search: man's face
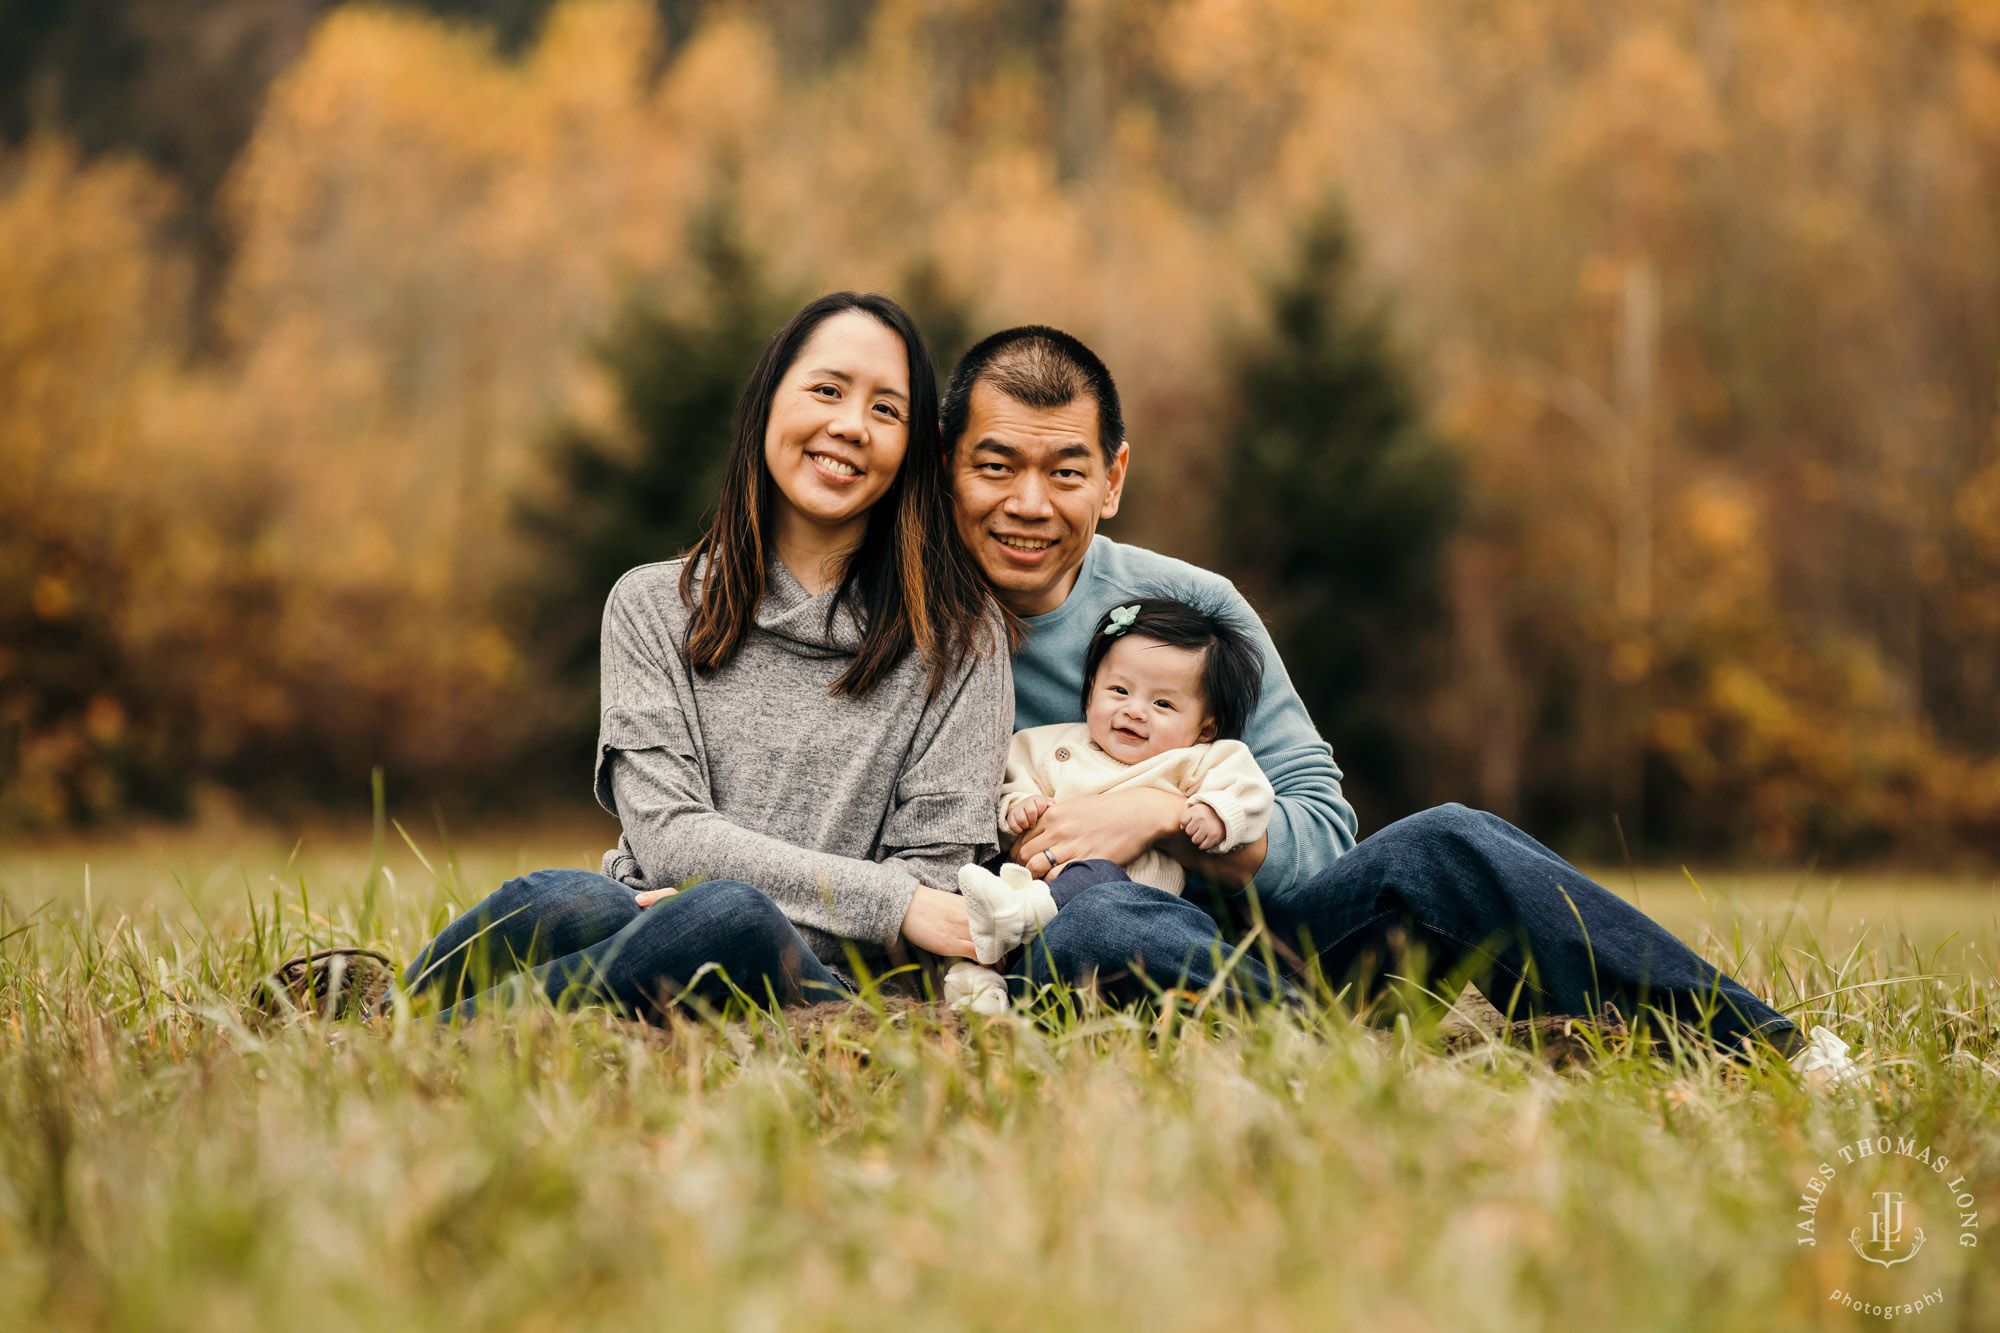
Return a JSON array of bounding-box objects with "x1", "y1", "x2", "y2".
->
[{"x1": 950, "y1": 381, "x2": 1129, "y2": 616}]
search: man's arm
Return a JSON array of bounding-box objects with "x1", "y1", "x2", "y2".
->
[
  {"x1": 1007, "y1": 791, "x2": 1269, "y2": 887},
  {"x1": 1008, "y1": 787, "x2": 1184, "y2": 876},
  {"x1": 1138, "y1": 737, "x2": 1278, "y2": 887},
  {"x1": 1161, "y1": 829, "x2": 1267, "y2": 889},
  {"x1": 1201, "y1": 577, "x2": 1357, "y2": 888},
  {"x1": 1009, "y1": 574, "x2": 1357, "y2": 891}
]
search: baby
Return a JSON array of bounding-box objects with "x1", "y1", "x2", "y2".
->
[{"x1": 944, "y1": 597, "x2": 1276, "y2": 1013}]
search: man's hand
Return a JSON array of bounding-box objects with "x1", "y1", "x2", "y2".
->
[
  {"x1": 1158, "y1": 831, "x2": 1269, "y2": 891},
  {"x1": 1003, "y1": 795, "x2": 1052, "y2": 836},
  {"x1": 1010, "y1": 789, "x2": 1184, "y2": 875},
  {"x1": 899, "y1": 885, "x2": 977, "y2": 959},
  {"x1": 1180, "y1": 802, "x2": 1226, "y2": 851}
]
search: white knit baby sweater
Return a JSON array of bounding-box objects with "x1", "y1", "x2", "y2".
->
[{"x1": 997, "y1": 722, "x2": 1275, "y2": 896}]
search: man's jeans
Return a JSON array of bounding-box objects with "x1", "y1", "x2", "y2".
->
[
  {"x1": 401, "y1": 869, "x2": 847, "y2": 1022},
  {"x1": 1019, "y1": 803, "x2": 1797, "y2": 1051}
]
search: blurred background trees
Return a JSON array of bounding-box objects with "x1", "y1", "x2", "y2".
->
[
  {"x1": 4, "y1": 0, "x2": 1999, "y2": 861},
  {"x1": 515, "y1": 210, "x2": 789, "y2": 768},
  {"x1": 1218, "y1": 209, "x2": 1462, "y2": 825}
]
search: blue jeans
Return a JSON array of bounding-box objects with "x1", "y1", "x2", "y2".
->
[
  {"x1": 402, "y1": 868, "x2": 848, "y2": 1021},
  {"x1": 1019, "y1": 804, "x2": 1798, "y2": 1051}
]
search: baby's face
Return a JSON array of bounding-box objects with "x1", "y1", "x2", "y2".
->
[{"x1": 1084, "y1": 635, "x2": 1216, "y2": 763}]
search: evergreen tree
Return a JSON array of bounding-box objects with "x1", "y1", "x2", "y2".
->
[
  {"x1": 1217, "y1": 208, "x2": 1462, "y2": 825},
  {"x1": 516, "y1": 214, "x2": 790, "y2": 722}
]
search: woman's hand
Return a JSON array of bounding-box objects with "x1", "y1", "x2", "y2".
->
[
  {"x1": 1010, "y1": 789, "x2": 1184, "y2": 874},
  {"x1": 900, "y1": 885, "x2": 977, "y2": 959},
  {"x1": 634, "y1": 886, "x2": 678, "y2": 908}
]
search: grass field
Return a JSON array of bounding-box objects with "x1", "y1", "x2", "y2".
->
[{"x1": 2, "y1": 822, "x2": 1997, "y2": 1332}]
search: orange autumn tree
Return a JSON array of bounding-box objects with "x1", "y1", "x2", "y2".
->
[
  {"x1": 5, "y1": 0, "x2": 1999, "y2": 858},
  {"x1": 0, "y1": 143, "x2": 189, "y2": 825}
]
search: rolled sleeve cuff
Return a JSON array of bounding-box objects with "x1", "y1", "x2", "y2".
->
[
  {"x1": 863, "y1": 866, "x2": 922, "y2": 951},
  {"x1": 1191, "y1": 793, "x2": 1253, "y2": 852},
  {"x1": 885, "y1": 792, "x2": 1002, "y2": 857}
]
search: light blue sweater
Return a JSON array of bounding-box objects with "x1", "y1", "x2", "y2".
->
[{"x1": 1010, "y1": 535, "x2": 1359, "y2": 891}]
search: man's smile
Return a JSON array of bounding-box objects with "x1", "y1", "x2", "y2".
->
[{"x1": 993, "y1": 533, "x2": 1055, "y2": 552}]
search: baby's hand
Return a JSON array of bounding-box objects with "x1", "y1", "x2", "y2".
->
[
  {"x1": 1180, "y1": 802, "x2": 1226, "y2": 851},
  {"x1": 1005, "y1": 795, "x2": 1053, "y2": 836}
]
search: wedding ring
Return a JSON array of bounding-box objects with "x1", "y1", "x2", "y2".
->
[{"x1": 1041, "y1": 848, "x2": 1058, "y2": 873}]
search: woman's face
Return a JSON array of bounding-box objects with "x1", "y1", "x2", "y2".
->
[{"x1": 764, "y1": 310, "x2": 912, "y2": 541}]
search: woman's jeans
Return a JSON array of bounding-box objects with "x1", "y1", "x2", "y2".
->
[
  {"x1": 401, "y1": 869, "x2": 847, "y2": 1022},
  {"x1": 1021, "y1": 803, "x2": 1798, "y2": 1052}
]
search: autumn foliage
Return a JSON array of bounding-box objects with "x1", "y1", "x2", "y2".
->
[{"x1": 5, "y1": 0, "x2": 2000, "y2": 860}]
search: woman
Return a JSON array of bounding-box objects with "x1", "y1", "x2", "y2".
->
[{"x1": 403, "y1": 292, "x2": 1009, "y2": 1020}]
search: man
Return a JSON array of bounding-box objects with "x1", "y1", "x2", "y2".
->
[{"x1": 944, "y1": 325, "x2": 1803, "y2": 1054}]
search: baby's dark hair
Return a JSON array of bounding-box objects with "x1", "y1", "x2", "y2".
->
[{"x1": 1081, "y1": 597, "x2": 1265, "y2": 741}]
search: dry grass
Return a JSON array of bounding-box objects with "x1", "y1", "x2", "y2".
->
[{"x1": 2, "y1": 826, "x2": 1997, "y2": 1332}]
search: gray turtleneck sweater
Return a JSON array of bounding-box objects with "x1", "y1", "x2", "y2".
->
[{"x1": 594, "y1": 557, "x2": 1012, "y2": 966}]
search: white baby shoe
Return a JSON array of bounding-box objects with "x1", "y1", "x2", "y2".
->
[
  {"x1": 958, "y1": 862, "x2": 1060, "y2": 965},
  {"x1": 943, "y1": 960, "x2": 1010, "y2": 1015},
  {"x1": 1790, "y1": 1025, "x2": 1866, "y2": 1088}
]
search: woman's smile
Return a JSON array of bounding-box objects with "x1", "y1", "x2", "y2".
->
[{"x1": 806, "y1": 449, "x2": 865, "y2": 482}]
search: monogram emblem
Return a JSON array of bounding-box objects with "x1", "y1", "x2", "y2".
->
[{"x1": 1851, "y1": 1192, "x2": 1926, "y2": 1267}]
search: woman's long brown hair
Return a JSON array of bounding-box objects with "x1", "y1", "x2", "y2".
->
[{"x1": 678, "y1": 292, "x2": 994, "y2": 695}]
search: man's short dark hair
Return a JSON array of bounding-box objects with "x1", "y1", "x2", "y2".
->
[
  {"x1": 941, "y1": 325, "x2": 1125, "y2": 466},
  {"x1": 1081, "y1": 596, "x2": 1265, "y2": 741}
]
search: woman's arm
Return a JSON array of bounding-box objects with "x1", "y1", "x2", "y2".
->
[
  {"x1": 596, "y1": 568, "x2": 934, "y2": 952},
  {"x1": 609, "y1": 749, "x2": 924, "y2": 949},
  {"x1": 875, "y1": 619, "x2": 1015, "y2": 887}
]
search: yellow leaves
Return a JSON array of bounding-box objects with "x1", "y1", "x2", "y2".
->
[
  {"x1": 1, "y1": 0, "x2": 1996, "y2": 846},
  {"x1": 1954, "y1": 36, "x2": 2000, "y2": 142},
  {"x1": 1957, "y1": 438, "x2": 2000, "y2": 564},
  {"x1": 469, "y1": 626, "x2": 524, "y2": 688},
  {"x1": 82, "y1": 696, "x2": 127, "y2": 747},
  {"x1": 1554, "y1": 24, "x2": 1726, "y2": 177},
  {"x1": 0, "y1": 140, "x2": 186, "y2": 513},
  {"x1": 1644, "y1": 595, "x2": 2000, "y2": 857},
  {"x1": 659, "y1": 16, "x2": 779, "y2": 160},
  {"x1": 935, "y1": 148, "x2": 1091, "y2": 320},
  {"x1": 1678, "y1": 479, "x2": 1758, "y2": 559},
  {"x1": 1607, "y1": 638, "x2": 1650, "y2": 685},
  {"x1": 1707, "y1": 661, "x2": 1797, "y2": 766},
  {"x1": 227, "y1": 9, "x2": 512, "y2": 320},
  {"x1": 1156, "y1": 0, "x2": 1294, "y2": 93},
  {"x1": 530, "y1": 0, "x2": 666, "y2": 118},
  {"x1": 30, "y1": 574, "x2": 74, "y2": 622}
]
